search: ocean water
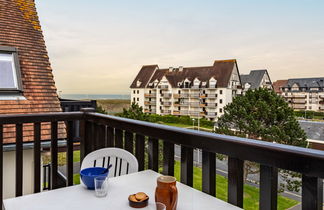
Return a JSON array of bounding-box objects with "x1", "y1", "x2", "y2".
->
[{"x1": 61, "y1": 94, "x2": 130, "y2": 100}]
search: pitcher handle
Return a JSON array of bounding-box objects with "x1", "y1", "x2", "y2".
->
[{"x1": 170, "y1": 185, "x2": 177, "y2": 210}]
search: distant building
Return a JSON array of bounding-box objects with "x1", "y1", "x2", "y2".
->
[
  {"x1": 275, "y1": 78, "x2": 324, "y2": 112},
  {"x1": 299, "y1": 120, "x2": 324, "y2": 151},
  {"x1": 272, "y1": 80, "x2": 288, "y2": 94},
  {"x1": 240, "y1": 70, "x2": 273, "y2": 93},
  {"x1": 130, "y1": 60, "x2": 242, "y2": 120}
]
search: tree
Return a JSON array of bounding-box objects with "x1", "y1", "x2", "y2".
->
[
  {"x1": 116, "y1": 102, "x2": 149, "y2": 121},
  {"x1": 216, "y1": 88, "x2": 307, "y2": 192}
]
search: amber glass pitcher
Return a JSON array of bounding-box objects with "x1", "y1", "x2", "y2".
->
[{"x1": 155, "y1": 176, "x2": 178, "y2": 210}]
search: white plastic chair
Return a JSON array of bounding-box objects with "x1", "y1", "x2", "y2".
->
[{"x1": 80, "y1": 148, "x2": 139, "y2": 185}]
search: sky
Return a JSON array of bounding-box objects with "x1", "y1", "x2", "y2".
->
[{"x1": 36, "y1": 0, "x2": 324, "y2": 94}]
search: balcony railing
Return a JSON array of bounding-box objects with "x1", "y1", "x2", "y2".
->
[
  {"x1": 144, "y1": 93, "x2": 156, "y2": 98},
  {"x1": 190, "y1": 94, "x2": 200, "y2": 98},
  {"x1": 0, "y1": 110, "x2": 323, "y2": 209},
  {"x1": 179, "y1": 102, "x2": 189, "y2": 107},
  {"x1": 144, "y1": 101, "x2": 156, "y2": 105},
  {"x1": 161, "y1": 93, "x2": 172, "y2": 98},
  {"x1": 207, "y1": 94, "x2": 217, "y2": 98},
  {"x1": 173, "y1": 94, "x2": 180, "y2": 99},
  {"x1": 180, "y1": 94, "x2": 189, "y2": 98},
  {"x1": 190, "y1": 102, "x2": 200, "y2": 107},
  {"x1": 292, "y1": 99, "x2": 306, "y2": 104},
  {"x1": 206, "y1": 112, "x2": 217, "y2": 117},
  {"x1": 161, "y1": 110, "x2": 171, "y2": 114},
  {"x1": 161, "y1": 102, "x2": 172, "y2": 106},
  {"x1": 206, "y1": 103, "x2": 217, "y2": 107}
]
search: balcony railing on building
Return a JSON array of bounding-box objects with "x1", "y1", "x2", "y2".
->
[
  {"x1": 173, "y1": 94, "x2": 180, "y2": 99},
  {"x1": 0, "y1": 109, "x2": 323, "y2": 210},
  {"x1": 144, "y1": 101, "x2": 156, "y2": 105},
  {"x1": 144, "y1": 109, "x2": 156, "y2": 113},
  {"x1": 206, "y1": 112, "x2": 217, "y2": 117},
  {"x1": 161, "y1": 102, "x2": 172, "y2": 106},
  {"x1": 190, "y1": 102, "x2": 200, "y2": 107},
  {"x1": 161, "y1": 93, "x2": 172, "y2": 98},
  {"x1": 292, "y1": 99, "x2": 306, "y2": 104},
  {"x1": 179, "y1": 102, "x2": 189, "y2": 107},
  {"x1": 144, "y1": 93, "x2": 156, "y2": 98},
  {"x1": 161, "y1": 110, "x2": 171, "y2": 114},
  {"x1": 206, "y1": 103, "x2": 217, "y2": 108},
  {"x1": 190, "y1": 94, "x2": 200, "y2": 98},
  {"x1": 207, "y1": 94, "x2": 217, "y2": 98},
  {"x1": 180, "y1": 93, "x2": 189, "y2": 98}
]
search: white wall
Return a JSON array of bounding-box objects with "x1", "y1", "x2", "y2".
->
[
  {"x1": 131, "y1": 88, "x2": 145, "y2": 108},
  {"x1": 3, "y1": 149, "x2": 38, "y2": 199}
]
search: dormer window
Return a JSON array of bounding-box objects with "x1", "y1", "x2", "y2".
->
[
  {"x1": 209, "y1": 77, "x2": 217, "y2": 88},
  {"x1": 0, "y1": 46, "x2": 23, "y2": 94},
  {"x1": 136, "y1": 80, "x2": 142, "y2": 87}
]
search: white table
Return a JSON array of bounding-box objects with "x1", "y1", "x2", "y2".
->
[{"x1": 4, "y1": 170, "x2": 240, "y2": 210}]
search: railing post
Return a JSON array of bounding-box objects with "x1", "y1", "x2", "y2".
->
[
  {"x1": 180, "y1": 145, "x2": 193, "y2": 186},
  {"x1": 260, "y1": 165, "x2": 278, "y2": 210},
  {"x1": 148, "y1": 138, "x2": 158, "y2": 172},
  {"x1": 163, "y1": 141, "x2": 174, "y2": 176},
  {"x1": 302, "y1": 175, "x2": 323, "y2": 210},
  {"x1": 228, "y1": 157, "x2": 244, "y2": 208},
  {"x1": 16, "y1": 123, "x2": 23, "y2": 196},
  {"x1": 80, "y1": 108, "x2": 95, "y2": 162},
  {"x1": 202, "y1": 151, "x2": 216, "y2": 196},
  {"x1": 33, "y1": 122, "x2": 41, "y2": 193}
]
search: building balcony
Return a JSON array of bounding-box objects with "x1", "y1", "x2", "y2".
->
[
  {"x1": 189, "y1": 111, "x2": 201, "y2": 115},
  {"x1": 161, "y1": 93, "x2": 172, "y2": 98},
  {"x1": 180, "y1": 94, "x2": 189, "y2": 98},
  {"x1": 0, "y1": 110, "x2": 323, "y2": 210},
  {"x1": 291, "y1": 100, "x2": 306, "y2": 104},
  {"x1": 206, "y1": 112, "x2": 217, "y2": 117},
  {"x1": 200, "y1": 94, "x2": 207, "y2": 98},
  {"x1": 144, "y1": 93, "x2": 156, "y2": 98},
  {"x1": 173, "y1": 111, "x2": 180, "y2": 115},
  {"x1": 292, "y1": 95, "x2": 307, "y2": 98},
  {"x1": 161, "y1": 110, "x2": 171, "y2": 114},
  {"x1": 206, "y1": 103, "x2": 217, "y2": 107},
  {"x1": 190, "y1": 102, "x2": 200, "y2": 107},
  {"x1": 199, "y1": 103, "x2": 206, "y2": 107},
  {"x1": 161, "y1": 102, "x2": 172, "y2": 106},
  {"x1": 144, "y1": 101, "x2": 156, "y2": 105},
  {"x1": 173, "y1": 94, "x2": 180, "y2": 99},
  {"x1": 190, "y1": 94, "x2": 200, "y2": 98},
  {"x1": 158, "y1": 85, "x2": 169, "y2": 90},
  {"x1": 292, "y1": 104, "x2": 306, "y2": 109},
  {"x1": 191, "y1": 85, "x2": 200, "y2": 89},
  {"x1": 179, "y1": 102, "x2": 189, "y2": 107},
  {"x1": 144, "y1": 109, "x2": 156, "y2": 113},
  {"x1": 207, "y1": 94, "x2": 217, "y2": 98}
]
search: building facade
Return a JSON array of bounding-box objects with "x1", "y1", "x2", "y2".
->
[
  {"x1": 274, "y1": 78, "x2": 324, "y2": 112},
  {"x1": 240, "y1": 70, "x2": 273, "y2": 93},
  {"x1": 130, "y1": 60, "x2": 242, "y2": 121}
]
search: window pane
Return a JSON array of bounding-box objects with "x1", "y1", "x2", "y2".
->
[{"x1": 0, "y1": 53, "x2": 17, "y2": 89}]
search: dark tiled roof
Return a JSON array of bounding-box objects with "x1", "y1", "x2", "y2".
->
[
  {"x1": 131, "y1": 59, "x2": 238, "y2": 88},
  {"x1": 130, "y1": 65, "x2": 157, "y2": 88},
  {"x1": 285, "y1": 78, "x2": 324, "y2": 89},
  {"x1": 240, "y1": 70, "x2": 270, "y2": 89},
  {"x1": 0, "y1": 0, "x2": 64, "y2": 143},
  {"x1": 299, "y1": 120, "x2": 324, "y2": 141},
  {"x1": 273, "y1": 80, "x2": 288, "y2": 93}
]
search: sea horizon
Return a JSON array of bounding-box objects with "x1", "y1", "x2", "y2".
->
[{"x1": 60, "y1": 94, "x2": 130, "y2": 100}]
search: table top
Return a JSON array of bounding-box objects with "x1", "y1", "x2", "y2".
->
[{"x1": 4, "y1": 170, "x2": 240, "y2": 210}]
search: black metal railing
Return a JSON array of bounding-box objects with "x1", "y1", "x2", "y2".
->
[{"x1": 0, "y1": 109, "x2": 323, "y2": 209}]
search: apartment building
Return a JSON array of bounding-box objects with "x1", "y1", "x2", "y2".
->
[
  {"x1": 130, "y1": 59, "x2": 242, "y2": 121},
  {"x1": 273, "y1": 78, "x2": 324, "y2": 112},
  {"x1": 240, "y1": 70, "x2": 273, "y2": 93}
]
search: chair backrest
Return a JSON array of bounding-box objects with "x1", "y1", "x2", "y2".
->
[{"x1": 80, "y1": 148, "x2": 138, "y2": 179}]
